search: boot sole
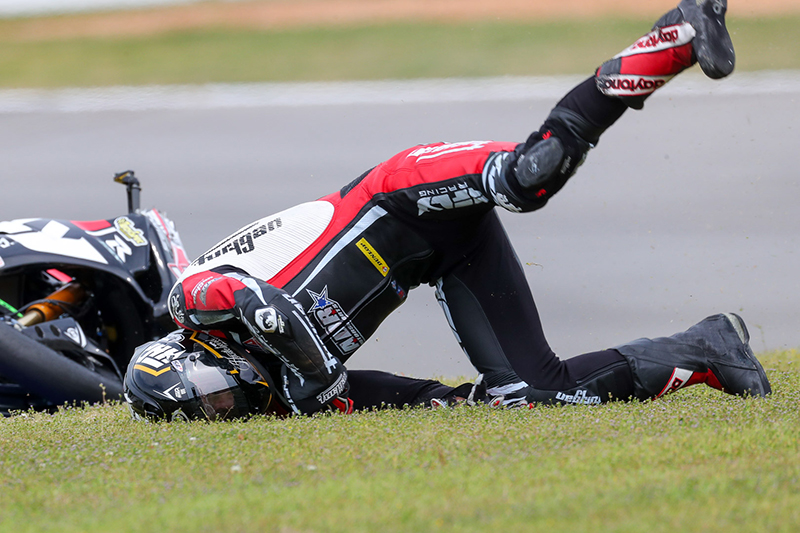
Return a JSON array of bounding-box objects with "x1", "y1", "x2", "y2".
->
[{"x1": 679, "y1": 0, "x2": 735, "y2": 79}]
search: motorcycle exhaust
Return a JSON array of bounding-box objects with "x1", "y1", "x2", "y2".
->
[{"x1": 17, "y1": 282, "x2": 87, "y2": 327}]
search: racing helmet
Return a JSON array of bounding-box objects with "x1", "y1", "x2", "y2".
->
[{"x1": 124, "y1": 330, "x2": 287, "y2": 421}]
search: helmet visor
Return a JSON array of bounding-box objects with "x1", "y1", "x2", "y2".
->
[{"x1": 184, "y1": 357, "x2": 249, "y2": 421}]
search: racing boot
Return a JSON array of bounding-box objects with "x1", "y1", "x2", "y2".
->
[
  {"x1": 596, "y1": 0, "x2": 735, "y2": 109},
  {"x1": 672, "y1": 0, "x2": 735, "y2": 79},
  {"x1": 615, "y1": 313, "x2": 771, "y2": 400}
]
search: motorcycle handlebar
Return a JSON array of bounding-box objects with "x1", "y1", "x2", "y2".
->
[{"x1": 113, "y1": 170, "x2": 141, "y2": 213}]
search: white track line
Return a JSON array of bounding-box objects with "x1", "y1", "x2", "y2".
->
[{"x1": 0, "y1": 70, "x2": 798, "y2": 113}]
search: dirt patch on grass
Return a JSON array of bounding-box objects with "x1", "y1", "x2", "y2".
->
[{"x1": 5, "y1": 0, "x2": 798, "y2": 41}]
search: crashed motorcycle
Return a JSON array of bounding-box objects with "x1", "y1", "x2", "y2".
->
[{"x1": 0, "y1": 172, "x2": 189, "y2": 415}]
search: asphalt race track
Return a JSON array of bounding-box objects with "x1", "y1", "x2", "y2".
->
[{"x1": 1, "y1": 72, "x2": 798, "y2": 378}]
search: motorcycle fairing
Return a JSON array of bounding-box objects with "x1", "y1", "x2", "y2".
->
[
  {"x1": 0, "y1": 216, "x2": 151, "y2": 273},
  {"x1": 19, "y1": 316, "x2": 123, "y2": 379},
  {"x1": 144, "y1": 209, "x2": 190, "y2": 280}
]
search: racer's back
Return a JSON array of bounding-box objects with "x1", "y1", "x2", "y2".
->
[{"x1": 178, "y1": 140, "x2": 519, "y2": 360}]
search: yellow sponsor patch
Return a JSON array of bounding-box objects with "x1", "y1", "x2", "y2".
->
[
  {"x1": 356, "y1": 238, "x2": 389, "y2": 277},
  {"x1": 114, "y1": 216, "x2": 147, "y2": 247}
]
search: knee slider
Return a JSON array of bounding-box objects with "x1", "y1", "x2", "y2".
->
[
  {"x1": 514, "y1": 115, "x2": 592, "y2": 203},
  {"x1": 516, "y1": 136, "x2": 566, "y2": 191}
]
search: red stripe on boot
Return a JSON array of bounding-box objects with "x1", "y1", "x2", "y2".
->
[{"x1": 620, "y1": 43, "x2": 694, "y2": 77}]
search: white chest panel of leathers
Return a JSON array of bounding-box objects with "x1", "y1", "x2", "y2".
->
[{"x1": 179, "y1": 201, "x2": 335, "y2": 283}]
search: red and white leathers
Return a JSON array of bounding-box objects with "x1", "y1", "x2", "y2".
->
[
  {"x1": 168, "y1": 138, "x2": 636, "y2": 411},
  {"x1": 166, "y1": 7, "x2": 721, "y2": 411},
  {"x1": 166, "y1": 0, "x2": 765, "y2": 412}
]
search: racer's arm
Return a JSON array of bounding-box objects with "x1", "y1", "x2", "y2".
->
[{"x1": 169, "y1": 267, "x2": 352, "y2": 415}]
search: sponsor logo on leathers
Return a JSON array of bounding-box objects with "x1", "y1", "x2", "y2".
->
[
  {"x1": 417, "y1": 184, "x2": 489, "y2": 216},
  {"x1": 315, "y1": 370, "x2": 348, "y2": 404},
  {"x1": 482, "y1": 152, "x2": 523, "y2": 213},
  {"x1": 356, "y1": 238, "x2": 389, "y2": 276},
  {"x1": 190, "y1": 276, "x2": 217, "y2": 306},
  {"x1": 555, "y1": 389, "x2": 601, "y2": 405},
  {"x1": 657, "y1": 367, "x2": 695, "y2": 397},
  {"x1": 597, "y1": 75, "x2": 671, "y2": 96},
  {"x1": 195, "y1": 217, "x2": 282, "y2": 266},
  {"x1": 306, "y1": 285, "x2": 365, "y2": 355},
  {"x1": 615, "y1": 22, "x2": 696, "y2": 59},
  {"x1": 408, "y1": 141, "x2": 489, "y2": 161},
  {"x1": 169, "y1": 290, "x2": 186, "y2": 324},
  {"x1": 255, "y1": 307, "x2": 287, "y2": 335}
]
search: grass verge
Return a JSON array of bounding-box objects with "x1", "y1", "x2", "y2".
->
[
  {"x1": 0, "y1": 17, "x2": 798, "y2": 88},
  {"x1": 1, "y1": 349, "x2": 799, "y2": 532}
]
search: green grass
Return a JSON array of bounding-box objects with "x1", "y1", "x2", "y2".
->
[
  {"x1": 2, "y1": 350, "x2": 799, "y2": 532},
  {"x1": 0, "y1": 16, "x2": 797, "y2": 88}
]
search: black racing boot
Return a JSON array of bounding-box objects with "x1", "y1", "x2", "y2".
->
[
  {"x1": 596, "y1": 0, "x2": 735, "y2": 109},
  {"x1": 667, "y1": 0, "x2": 735, "y2": 79},
  {"x1": 615, "y1": 313, "x2": 771, "y2": 400}
]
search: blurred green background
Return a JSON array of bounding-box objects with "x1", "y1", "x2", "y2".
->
[{"x1": 0, "y1": 10, "x2": 797, "y2": 88}]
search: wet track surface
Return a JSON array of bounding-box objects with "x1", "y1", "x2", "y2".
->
[{"x1": 1, "y1": 75, "x2": 798, "y2": 378}]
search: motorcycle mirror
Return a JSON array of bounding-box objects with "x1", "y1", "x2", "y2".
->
[{"x1": 113, "y1": 170, "x2": 141, "y2": 214}]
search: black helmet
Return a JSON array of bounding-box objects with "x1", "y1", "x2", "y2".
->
[{"x1": 124, "y1": 330, "x2": 287, "y2": 421}]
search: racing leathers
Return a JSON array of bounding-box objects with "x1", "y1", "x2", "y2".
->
[
  {"x1": 169, "y1": 134, "x2": 635, "y2": 412},
  {"x1": 167, "y1": 0, "x2": 770, "y2": 413}
]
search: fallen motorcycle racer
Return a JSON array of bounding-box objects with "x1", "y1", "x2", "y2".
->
[{"x1": 125, "y1": 0, "x2": 771, "y2": 419}]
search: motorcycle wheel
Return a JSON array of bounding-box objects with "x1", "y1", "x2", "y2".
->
[{"x1": 0, "y1": 323, "x2": 123, "y2": 407}]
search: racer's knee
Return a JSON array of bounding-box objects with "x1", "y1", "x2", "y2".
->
[
  {"x1": 513, "y1": 109, "x2": 594, "y2": 206},
  {"x1": 485, "y1": 108, "x2": 594, "y2": 213}
]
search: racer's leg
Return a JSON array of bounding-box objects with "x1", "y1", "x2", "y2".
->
[
  {"x1": 507, "y1": 1, "x2": 735, "y2": 211},
  {"x1": 434, "y1": 212, "x2": 636, "y2": 406},
  {"x1": 169, "y1": 267, "x2": 351, "y2": 415},
  {"x1": 347, "y1": 370, "x2": 478, "y2": 410},
  {"x1": 436, "y1": 213, "x2": 770, "y2": 405}
]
